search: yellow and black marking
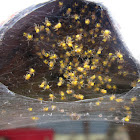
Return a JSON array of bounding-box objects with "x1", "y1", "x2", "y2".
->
[{"x1": 0, "y1": 0, "x2": 139, "y2": 105}]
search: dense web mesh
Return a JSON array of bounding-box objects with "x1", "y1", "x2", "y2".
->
[{"x1": 0, "y1": 0, "x2": 140, "y2": 129}]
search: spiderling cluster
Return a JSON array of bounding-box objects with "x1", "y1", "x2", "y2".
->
[{"x1": 9, "y1": 0, "x2": 139, "y2": 122}]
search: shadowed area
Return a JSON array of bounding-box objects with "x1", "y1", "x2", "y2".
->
[{"x1": 0, "y1": 0, "x2": 139, "y2": 102}]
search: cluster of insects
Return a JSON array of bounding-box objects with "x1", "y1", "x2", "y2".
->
[{"x1": 22, "y1": 0, "x2": 139, "y2": 122}]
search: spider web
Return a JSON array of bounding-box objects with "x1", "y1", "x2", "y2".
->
[
  {"x1": 0, "y1": 82, "x2": 140, "y2": 129},
  {"x1": 0, "y1": 0, "x2": 140, "y2": 130}
]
